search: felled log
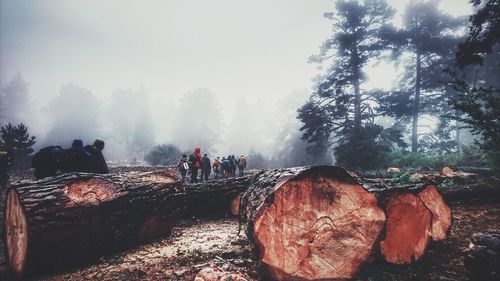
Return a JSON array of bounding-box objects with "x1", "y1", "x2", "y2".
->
[
  {"x1": 464, "y1": 232, "x2": 500, "y2": 281},
  {"x1": 417, "y1": 185, "x2": 451, "y2": 241},
  {"x1": 185, "y1": 175, "x2": 254, "y2": 216},
  {"x1": 4, "y1": 171, "x2": 184, "y2": 276},
  {"x1": 379, "y1": 192, "x2": 432, "y2": 264},
  {"x1": 240, "y1": 166, "x2": 386, "y2": 280}
]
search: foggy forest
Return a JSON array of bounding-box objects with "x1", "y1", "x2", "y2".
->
[{"x1": 0, "y1": 0, "x2": 499, "y2": 280}]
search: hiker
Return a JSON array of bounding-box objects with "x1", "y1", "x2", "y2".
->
[
  {"x1": 32, "y1": 145, "x2": 64, "y2": 179},
  {"x1": 84, "y1": 139, "x2": 109, "y2": 174},
  {"x1": 238, "y1": 155, "x2": 247, "y2": 176},
  {"x1": 178, "y1": 154, "x2": 189, "y2": 183},
  {"x1": 60, "y1": 139, "x2": 92, "y2": 173},
  {"x1": 189, "y1": 147, "x2": 203, "y2": 183},
  {"x1": 212, "y1": 157, "x2": 221, "y2": 179},
  {"x1": 229, "y1": 155, "x2": 236, "y2": 177},
  {"x1": 222, "y1": 156, "x2": 231, "y2": 178},
  {"x1": 201, "y1": 154, "x2": 211, "y2": 181}
]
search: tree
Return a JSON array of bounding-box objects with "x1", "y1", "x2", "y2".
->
[
  {"x1": 144, "y1": 144, "x2": 182, "y2": 166},
  {"x1": 377, "y1": 0, "x2": 466, "y2": 152},
  {"x1": 104, "y1": 88, "x2": 155, "y2": 160},
  {"x1": 446, "y1": 0, "x2": 500, "y2": 172},
  {"x1": 456, "y1": 0, "x2": 500, "y2": 66},
  {"x1": 1, "y1": 72, "x2": 30, "y2": 125},
  {"x1": 299, "y1": 0, "x2": 401, "y2": 169},
  {"x1": 45, "y1": 84, "x2": 101, "y2": 147},
  {"x1": 246, "y1": 148, "x2": 269, "y2": 169},
  {"x1": 171, "y1": 88, "x2": 223, "y2": 156},
  {"x1": 0, "y1": 123, "x2": 36, "y2": 170}
]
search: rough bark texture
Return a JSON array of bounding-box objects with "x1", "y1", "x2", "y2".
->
[
  {"x1": 185, "y1": 176, "x2": 254, "y2": 216},
  {"x1": 464, "y1": 232, "x2": 500, "y2": 281},
  {"x1": 4, "y1": 170, "x2": 184, "y2": 276},
  {"x1": 240, "y1": 166, "x2": 386, "y2": 281},
  {"x1": 418, "y1": 185, "x2": 452, "y2": 241},
  {"x1": 379, "y1": 192, "x2": 432, "y2": 264}
]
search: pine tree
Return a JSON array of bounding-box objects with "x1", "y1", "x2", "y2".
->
[
  {"x1": 377, "y1": 0, "x2": 466, "y2": 152},
  {"x1": 299, "y1": 0, "x2": 401, "y2": 169},
  {"x1": 0, "y1": 123, "x2": 36, "y2": 170}
]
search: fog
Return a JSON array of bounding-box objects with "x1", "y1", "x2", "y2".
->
[{"x1": 0, "y1": 0, "x2": 472, "y2": 162}]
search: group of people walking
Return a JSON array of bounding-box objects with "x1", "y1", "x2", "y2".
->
[{"x1": 178, "y1": 147, "x2": 247, "y2": 183}]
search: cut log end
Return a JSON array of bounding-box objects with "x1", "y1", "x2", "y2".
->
[
  {"x1": 253, "y1": 174, "x2": 385, "y2": 280},
  {"x1": 380, "y1": 193, "x2": 432, "y2": 264},
  {"x1": 5, "y1": 188, "x2": 28, "y2": 276},
  {"x1": 418, "y1": 185, "x2": 452, "y2": 241},
  {"x1": 230, "y1": 194, "x2": 241, "y2": 216}
]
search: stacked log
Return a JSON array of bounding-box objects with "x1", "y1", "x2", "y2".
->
[
  {"x1": 3, "y1": 171, "x2": 184, "y2": 276},
  {"x1": 240, "y1": 166, "x2": 386, "y2": 280}
]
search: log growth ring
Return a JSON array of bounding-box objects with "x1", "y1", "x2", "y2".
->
[
  {"x1": 418, "y1": 185, "x2": 452, "y2": 241},
  {"x1": 253, "y1": 175, "x2": 386, "y2": 280},
  {"x1": 4, "y1": 188, "x2": 29, "y2": 276}
]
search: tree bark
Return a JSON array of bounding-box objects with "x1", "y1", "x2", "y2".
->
[
  {"x1": 4, "y1": 171, "x2": 185, "y2": 276},
  {"x1": 240, "y1": 166, "x2": 386, "y2": 280}
]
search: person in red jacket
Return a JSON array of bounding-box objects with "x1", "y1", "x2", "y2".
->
[{"x1": 188, "y1": 147, "x2": 203, "y2": 183}]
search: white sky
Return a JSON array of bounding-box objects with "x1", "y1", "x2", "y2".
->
[{"x1": 0, "y1": 0, "x2": 472, "y2": 141}]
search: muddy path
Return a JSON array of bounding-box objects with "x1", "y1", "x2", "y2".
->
[{"x1": 0, "y1": 201, "x2": 496, "y2": 281}]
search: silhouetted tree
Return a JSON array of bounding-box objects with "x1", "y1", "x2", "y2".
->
[
  {"x1": 299, "y1": 0, "x2": 401, "y2": 169},
  {"x1": 45, "y1": 84, "x2": 100, "y2": 147},
  {"x1": 0, "y1": 123, "x2": 36, "y2": 170},
  {"x1": 456, "y1": 0, "x2": 500, "y2": 66},
  {"x1": 106, "y1": 88, "x2": 155, "y2": 160},
  {"x1": 144, "y1": 144, "x2": 182, "y2": 166},
  {"x1": 1, "y1": 72, "x2": 30, "y2": 125},
  {"x1": 246, "y1": 148, "x2": 269, "y2": 169},
  {"x1": 171, "y1": 88, "x2": 223, "y2": 155},
  {"x1": 377, "y1": 0, "x2": 466, "y2": 152}
]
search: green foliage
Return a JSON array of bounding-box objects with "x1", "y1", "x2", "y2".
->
[
  {"x1": 144, "y1": 144, "x2": 182, "y2": 166},
  {"x1": 385, "y1": 151, "x2": 462, "y2": 170},
  {"x1": 390, "y1": 171, "x2": 415, "y2": 185},
  {"x1": 0, "y1": 123, "x2": 36, "y2": 170},
  {"x1": 439, "y1": 179, "x2": 455, "y2": 188}
]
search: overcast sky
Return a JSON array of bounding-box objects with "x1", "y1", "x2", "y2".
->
[{"x1": 0, "y1": 0, "x2": 472, "y2": 145}]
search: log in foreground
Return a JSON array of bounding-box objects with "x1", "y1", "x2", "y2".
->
[
  {"x1": 4, "y1": 171, "x2": 184, "y2": 276},
  {"x1": 417, "y1": 185, "x2": 452, "y2": 241},
  {"x1": 379, "y1": 192, "x2": 432, "y2": 264},
  {"x1": 240, "y1": 166, "x2": 386, "y2": 280}
]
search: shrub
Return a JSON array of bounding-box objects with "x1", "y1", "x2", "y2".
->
[{"x1": 144, "y1": 144, "x2": 182, "y2": 166}]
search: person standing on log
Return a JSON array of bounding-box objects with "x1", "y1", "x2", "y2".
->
[
  {"x1": 189, "y1": 147, "x2": 203, "y2": 183},
  {"x1": 201, "y1": 153, "x2": 211, "y2": 181},
  {"x1": 84, "y1": 139, "x2": 109, "y2": 174},
  {"x1": 213, "y1": 157, "x2": 221, "y2": 179},
  {"x1": 178, "y1": 154, "x2": 189, "y2": 183},
  {"x1": 229, "y1": 155, "x2": 237, "y2": 177},
  {"x1": 238, "y1": 155, "x2": 246, "y2": 176},
  {"x1": 221, "y1": 157, "x2": 231, "y2": 178}
]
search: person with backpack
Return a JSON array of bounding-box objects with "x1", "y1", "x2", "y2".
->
[
  {"x1": 178, "y1": 154, "x2": 189, "y2": 183},
  {"x1": 212, "y1": 157, "x2": 221, "y2": 179},
  {"x1": 229, "y1": 155, "x2": 237, "y2": 177},
  {"x1": 200, "y1": 154, "x2": 211, "y2": 181},
  {"x1": 84, "y1": 139, "x2": 109, "y2": 174},
  {"x1": 189, "y1": 147, "x2": 203, "y2": 183},
  {"x1": 31, "y1": 145, "x2": 64, "y2": 179},
  {"x1": 222, "y1": 156, "x2": 231, "y2": 178},
  {"x1": 238, "y1": 155, "x2": 247, "y2": 176},
  {"x1": 60, "y1": 139, "x2": 92, "y2": 173}
]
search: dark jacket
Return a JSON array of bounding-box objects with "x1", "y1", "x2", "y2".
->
[
  {"x1": 84, "y1": 145, "x2": 109, "y2": 174},
  {"x1": 202, "y1": 156, "x2": 211, "y2": 172}
]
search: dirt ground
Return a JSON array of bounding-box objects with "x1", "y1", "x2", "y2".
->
[{"x1": 1, "y1": 168, "x2": 499, "y2": 280}]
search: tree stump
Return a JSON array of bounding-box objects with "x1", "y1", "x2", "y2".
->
[{"x1": 240, "y1": 166, "x2": 386, "y2": 280}]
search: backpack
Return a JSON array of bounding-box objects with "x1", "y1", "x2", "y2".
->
[
  {"x1": 189, "y1": 154, "x2": 197, "y2": 167},
  {"x1": 59, "y1": 147, "x2": 91, "y2": 173},
  {"x1": 32, "y1": 146, "x2": 63, "y2": 179}
]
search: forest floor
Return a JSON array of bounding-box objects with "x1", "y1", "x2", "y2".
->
[{"x1": 1, "y1": 168, "x2": 499, "y2": 281}]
